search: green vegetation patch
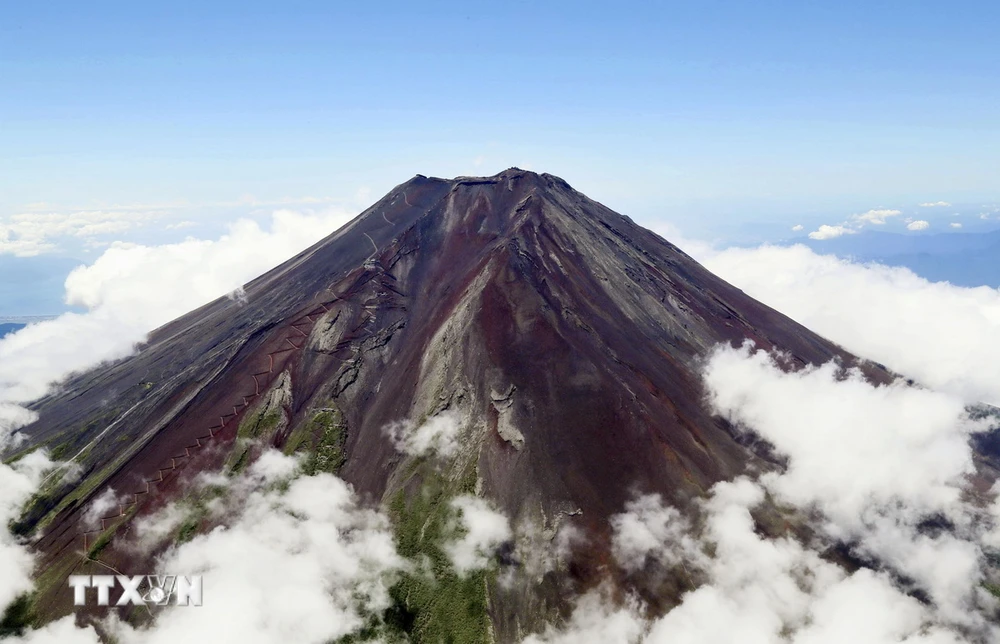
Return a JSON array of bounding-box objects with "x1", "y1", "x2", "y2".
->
[
  {"x1": 176, "y1": 516, "x2": 199, "y2": 544},
  {"x1": 305, "y1": 411, "x2": 346, "y2": 475},
  {"x1": 86, "y1": 530, "x2": 115, "y2": 560},
  {"x1": 225, "y1": 405, "x2": 284, "y2": 476},
  {"x1": 982, "y1": 581, "x2": 1000, "y2": 600},
  {"x1": 282, "y1": 404, "x2": 348, "y2": 477},
  {"x1": 30, "y1": 453, "x2": 128, "y2": 536},
  {"x1": 2, "y1": 443, "x2": 42, "y2": 467},
  {"x1": 331, "y1": 459, "x2": 493, "y2": 644},
  {"x1": 0, "y1": 593, "x2": 37, "y2": 637},
  {"x1": 377, "y1": 463, "x2": 494, "y2": 644},
  {"x1": 12, "y1": 406, "x2": 140, "y2": 538},
  {"x1": 171, "y1": 483, "x2": 227, "y2": 544}
]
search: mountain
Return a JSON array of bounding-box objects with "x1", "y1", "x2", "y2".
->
[
  {"x1": 0, "y1": 323, "x2": 25, "y2": 339},
  {"x1": 789, "y1": 229, "x2": 1000, "y2": 287},
  {"x1": 0, "y1": 317, "x2": 58, "y2": 339},
  {"x1": 9, "y1": 169, "x2": 889, "y2": 641}
]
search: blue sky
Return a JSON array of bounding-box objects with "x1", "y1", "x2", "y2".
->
[{"x1": 1, "y1": 1, "x2": 999, "y2": 312}]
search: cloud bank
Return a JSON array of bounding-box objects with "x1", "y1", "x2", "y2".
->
[{"x1": 695, "y1": 244, "x2": 1000, "y2": 405}]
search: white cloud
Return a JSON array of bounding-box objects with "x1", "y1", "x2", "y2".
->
[
  {"x1": 0, "y1": 207, "x2": 353, "y2": 442},
  {"x1": 703, "y1": 343, "x2": 989, "y2": 625},
  {"x1": 695, "y1": 244, "x2": 1000, "y2": 405},
  {"x1": 644, "y1": 478, "x2": 967, "y2": 644},
  {"x1": 527, "y1": 477, "x2": 974, "y2": 644},
  {"x1": 444, "y1": 495, "x2": 511, "y2": 574},
  {"x1": 0, "y1": 452, "x2": 58, "y2": 613},
  {"x1": 610, "y1": 494, "x2": 698, "y2": 572},
  {"x1": 10, "y1": 616, "x2": 101, "y2": 643},
  {"x1": 522, "y1": 589, "x2": 646, "y2": 644},
  {"x1": 852, "y1": 209, "x2": 903, "y2": 225},
  {"x1": 704, "y1": 343, "x2": 975, "y2": 525},
  {"x1": 130, "y1": 502, "x2": 190, "y2": 554},
  {"x1": 0, "y1": 209, "x2": 167, "y2": 256},
  {"x1": 807, "y1": 224, "x2": 855, "y2": 240},
  {"x1": 907, "y1": 220, "x2": 931, "y2": 231},
  {"x1": 385, "y1": 411, "x2": 464, "y2": 458},
  {"x1": 0, "y1": 233, "x2": 55, "y2": 257},
  {"x1": 0, "y1": 203, "x2": 369, "y2": 640},
  {"x1": 950, "y1": 222, "x2": 963, "y2": 229},
  {"x1": 81, "y1": 487, "x2": 125, "y2": 531},
  {"x1": 799, "y1": 208, "x2": 907, "y2": 242},
  {"x1": 0, "y1": 202, "x2": 410, "y2": 641},
  {"x1": 0, "y1": 193, "x2": 355, "y2": 257},
  {"x1": 503, "y1": 519, "x2": 584, "y2": 584},
  {"x1": 109, "y1": 452, "x2": 405, "y2": 644},
  {"x1": 920, "y1": 202, "x2": 952, "y2": 208},
  {"x1": 791, "y1": 224, "x2": 804, "y2": 232}
]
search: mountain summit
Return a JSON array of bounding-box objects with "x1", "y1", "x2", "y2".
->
[{"x1": 14, "y1": 169, "x2": 875, "y2": 640}]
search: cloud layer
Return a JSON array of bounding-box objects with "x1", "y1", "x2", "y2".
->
[{"x1": 696, "y1": 244, "x2": 1000, "y2": 405}]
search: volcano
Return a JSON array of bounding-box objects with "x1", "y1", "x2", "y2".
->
[{"x1": 10, "y1": 169, "x2": 884, "y2": 641}]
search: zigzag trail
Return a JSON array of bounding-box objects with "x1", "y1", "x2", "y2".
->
[
  {"x1": 74, "y1": 199, "x2": 413, "y2": 560},
  {"x1": 77, "y1": 296, "x2": 328, "y2": 552}
]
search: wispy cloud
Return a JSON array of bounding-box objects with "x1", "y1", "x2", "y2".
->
[
  {"x1": 0, "y1": 209, "x2": 169, "y2": 256},
  {"x1": 805, "y1": 206, "x2": 914, "y2": 242},
  {"x1": 851, "y1": 208, "x2": 902, "y2": 225},
  {"x1": 807, "y1": 224, "x2": 855, "y2": 240},
  {"x1": 1, "y1": 195, "x2": 356, "y2": 256},
  {"x1": 443, "y1": 496, "x2": 511, "y2": 575},
  {"x1": 385, "y1": 411, "x2": 465, "y2": 458}
]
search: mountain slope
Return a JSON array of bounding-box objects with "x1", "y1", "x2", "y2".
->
[{"x1": 11, "y1": 169, "x2": 885, "y2": 640}]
